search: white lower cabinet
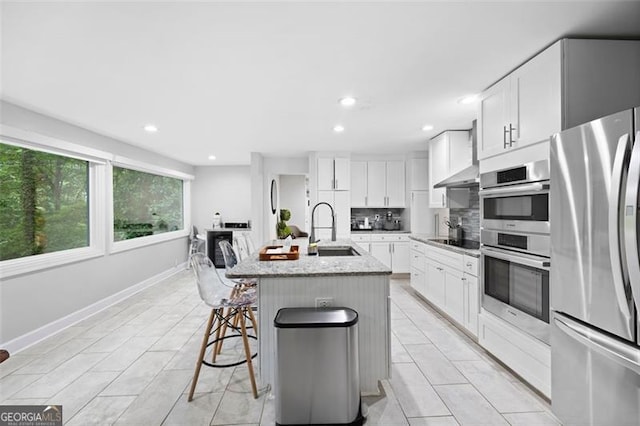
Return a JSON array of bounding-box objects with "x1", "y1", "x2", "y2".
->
[
  {"x1": 392, "y1": 241, "x2": 410, "y2": 273},
  {"x1": 354, "y1": 234, "x2": 409, "y2": 273},
  {"x1": 444, "y1": 266, "x2": 464, "y2": 325},
  {"x1": 426, "y1": 260, "x2": 446, "y2": 308},
  {"x1": 351, "y1": 234, "x2": 371, "y2": 253},
  {"x1": 370, "y1": 242, "x2": 391, "y2": 268},
  {"x1": 409, "y1": 238, "x2": 480, "y2": 337},
  {"x1": 478, "y1": 310, "x2": 551, "y2": 398},
  {"x1": 462, "y1": 274, "x2": 479, "y2": 336}
]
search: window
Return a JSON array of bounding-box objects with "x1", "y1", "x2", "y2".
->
[
  {"x1": 0, "y1": 142, "x2": 89, "y2": 261},
  {"x1": 112, "y1": 167, "x2": 184, "y2": 241}
]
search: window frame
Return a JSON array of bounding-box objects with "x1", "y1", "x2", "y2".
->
[
  {"x1": 0, "y1": 125, "x2": 194, "y2": 278},
  {"x1": 0, "y1": 126, "x2": 109, "y2": 278},
  {"x1": 108, "y1": 156, "x2": 192, "y2": 254}
]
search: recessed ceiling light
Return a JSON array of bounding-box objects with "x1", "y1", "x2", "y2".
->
[
  {"x1": 422, "y1": 124, "x2": 434, "y2": 132},
  {"x1": 143, "y1": 124, "x2": 158, "y2": 133},
  {"x1": 333, "y1": 125, "x2": 345, "y2": 133},
  {"x1": 458, "y1": 94, "x2": 479, "y2": 105},
  {"x1": 208, "y1": 155, "x2": 217, "y2": 160},
  {"x1": 339, "y1": 97, "x2": 356, "y2": 107}
]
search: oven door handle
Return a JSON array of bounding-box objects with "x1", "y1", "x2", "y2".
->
[
  {"x1": 479, "y1": 182, "x2": 549, "y2": 197},
  {"x1": 481, "y1": 247, "x2": 550, "y2": 269}
]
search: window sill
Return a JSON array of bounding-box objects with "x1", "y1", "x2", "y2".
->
[
  {"x1": 110, "y1": 230, "x2": 189, "y2": 254},
  {"x1": 0, "y1": 247, "x2": 105, "y2": 280}
]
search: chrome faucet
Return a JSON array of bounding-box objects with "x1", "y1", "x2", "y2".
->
[{"x1": 309, "y1": 202, "x2": 336, "y2": 243}]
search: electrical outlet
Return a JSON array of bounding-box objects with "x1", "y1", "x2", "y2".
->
[{"x1": 315, "y1": 297, "x2": 334, "y2": 308}]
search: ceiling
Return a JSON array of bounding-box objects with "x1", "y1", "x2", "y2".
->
[{"x1": 2, "y1": 1, "x2": 640, "y2": 166}]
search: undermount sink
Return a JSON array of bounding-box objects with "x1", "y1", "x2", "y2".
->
[{"x1": 317, "y1": 246, "x2": 360, "y2": 257}]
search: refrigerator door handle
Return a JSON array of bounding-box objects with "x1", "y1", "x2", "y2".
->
[
  {"x1": 609, "y1": 133, "x2": 633, "y2": 326},
  {"x1": 624, "y1": 131, "x2": 640, "y2": 313},
  {"x1": 554, "y1": 313, "x2": 640, "y2": 375}
]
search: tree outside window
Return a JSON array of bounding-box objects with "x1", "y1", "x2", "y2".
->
[
  {"x1": 112, "y1": 167, "x2": 184, "y2": 241},
  {"x1": 0, "y1": 142, "x2": 89, "y2": 261}
]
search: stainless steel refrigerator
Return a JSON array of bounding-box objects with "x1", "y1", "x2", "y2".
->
[{"x1": 551, "y1": 106, "x2": 640, "y2": 425}]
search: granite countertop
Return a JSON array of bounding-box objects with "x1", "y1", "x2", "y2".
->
[
  {"x1": 226, "y1": 239, "x2": 392, "y2": 278},
  {"x1": 410, "y1": 234, "x2": 481, "y2": 258}
]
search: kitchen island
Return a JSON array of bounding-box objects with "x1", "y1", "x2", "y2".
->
[{"x1": 226, "y1": 240, "x2": 391, "y2": 395}]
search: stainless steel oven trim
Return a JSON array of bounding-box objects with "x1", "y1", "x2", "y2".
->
[
  {"x1": 479, "y1": 181, "x2": 550, "y2": 197},
  {"x1": 481, "y1": 219, "x2": 550, "y2": 234},
  {"x1": 481, "y1": 229, "x2": 550, "y2": 258},
  {"x1": 480, "y1": 179, "x2": 550, "y2": 234},
  {"x1": 481, "y1": 246, "x2": 551, "y2": 344},
  {"x1": 480, "y1": 246, "x2": 550, "y2": 269},
  {"x1": 480, "y1": 159, "x2": 550, "y2": 189},
  {"x1": 482, "y1": 295, "x2": 550, "y2": 345}
]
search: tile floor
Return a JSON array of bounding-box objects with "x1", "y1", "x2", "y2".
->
[{"x1": 0, "y1": 271, "x2": 560, "y2": 425}]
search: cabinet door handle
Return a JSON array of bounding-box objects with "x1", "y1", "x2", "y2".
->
[
  {"x1": 365, "y1": 195, "x2": 368, "y2": 206},
  {"x1": 462, "y1": 277, "x2": 467, "y2": 281},
  {"x1": 466, "y1": 262, "x2": 472, "y2": 267},
  {"x1": 335, "y1": 179, "x2": 339, "y2": 189},
  {"x1": 412, "y1": 192, "x2": 414, "y2": 203},
  {"x1": 441, "y1": 193, "x2": 445, "y2": 206},
  {"x1": 509, "y1": 123, "x2": 516, "y2": 146},
  {"x1": 503, "y1": 125, "x2": 510, "y2": 149}
]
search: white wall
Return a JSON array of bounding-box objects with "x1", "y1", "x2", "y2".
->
[
  {"x1": 278, "y1": 174, "x2": 308, "y2": 232},
  {"x1": 0, "y1": 101, "x2": 195, "y2": 349},
  {"x1": 253, "y1": 156, "x2": 309, "y2": 244},
  {"x1": 191, "y1": 165, "x2": 251, "y2": 232}
]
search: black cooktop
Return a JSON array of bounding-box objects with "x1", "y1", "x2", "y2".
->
[{"x1": 429, "y1": 239, "x2": 480, "y2": 250}]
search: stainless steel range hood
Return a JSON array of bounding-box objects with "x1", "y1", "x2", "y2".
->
[
  {"x1": 433, "y1": 164, "x2": 479, "y2": 188},
  {"x1": 433, "y1": 119, "x2": 478, "y2": 188}
]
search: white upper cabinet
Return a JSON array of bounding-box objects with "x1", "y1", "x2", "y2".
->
[
  {"x1": 478, "y1": 42, "x2": 561, "y2": 160},
  {"x1": 333, "y1": 158, "x2": 350, "y2": 190},
  {"x1": 367, "y1": 161, "x2": 387, "y2": 206},
  {"x1": 429, "y1": 134, "x2": 448, "y2": 208},
  {"x1": 317, "y1": 157, "x2": 350, "y2": 190},
  {"x1": 478, "y1": 39, "x2": 640, "y2": 161},
  {"x1": 317, "y1": 158, "x2": 334, "y2": 190},
  {"x1": 315, "y1": 190, "x2": 350, "y2": 239},
  {"x1": 385, "y1": 161, "x2": 405, "y2": 207},
  {"x1": 410, "y1": 158, "x2": 429, "y2": 191},
  {"x1": 478, "y1": 78, "x2": 512, "y2": 160},
  {"x1": 510, "y1": 43, "x2": 562, "y2": 149},
  {"x1": 428, "y1": 130, "x2": 469, "y2": 208},
  {"x1": 350, "y1": 161, "x2": 368, "y2": 207},
  {"x1": 350, "y1": 160, "x2": 406, "y2": 208}
]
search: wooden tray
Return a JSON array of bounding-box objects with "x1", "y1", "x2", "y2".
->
[{"x1": 259, "y1": 245, "x2": 300, "y2": 261}]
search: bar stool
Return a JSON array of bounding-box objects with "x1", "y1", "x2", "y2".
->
[
  {"x1": 214, "y1": 241, "x2": 258, "y2": 356},
  {"x1": 187, "y1": 253, "x2": 258, "y2": 401},
  {"x1": 187, "y1": 226, "x2": 205, "y2": 269}
]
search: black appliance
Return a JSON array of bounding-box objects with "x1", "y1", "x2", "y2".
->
[{"x1": 207, "y1": 230, "x2": 233, "y2": 268}]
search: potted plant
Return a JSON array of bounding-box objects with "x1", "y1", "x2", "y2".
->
[{"x1": 276, "y1": 208, "x2": 292, "y2": 239}]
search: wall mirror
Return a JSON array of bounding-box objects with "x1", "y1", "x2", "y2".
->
[{"x1": 270, "y1": 179, "x2": 277, "y2": 215}]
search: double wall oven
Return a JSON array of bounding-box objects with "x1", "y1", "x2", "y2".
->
[{"x1": 480, "y1": 160, "x2": 551, "y2": 344}]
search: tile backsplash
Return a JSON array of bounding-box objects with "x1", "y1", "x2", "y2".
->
[
  {"x1": 448, "y1": 186, "x2": 480, "y2": 241},
  {"x1": 351, "y1": 208, "x2": 406, "y2": 230}
]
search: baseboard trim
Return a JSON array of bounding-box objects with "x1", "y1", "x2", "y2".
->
[{"x1": 2, "y1": 262, "x2": 187, "y2": 355}]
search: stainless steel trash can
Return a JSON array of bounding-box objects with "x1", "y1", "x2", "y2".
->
[{"x1": 274, "y1": 307, "x2": 361, "y2": 426}]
